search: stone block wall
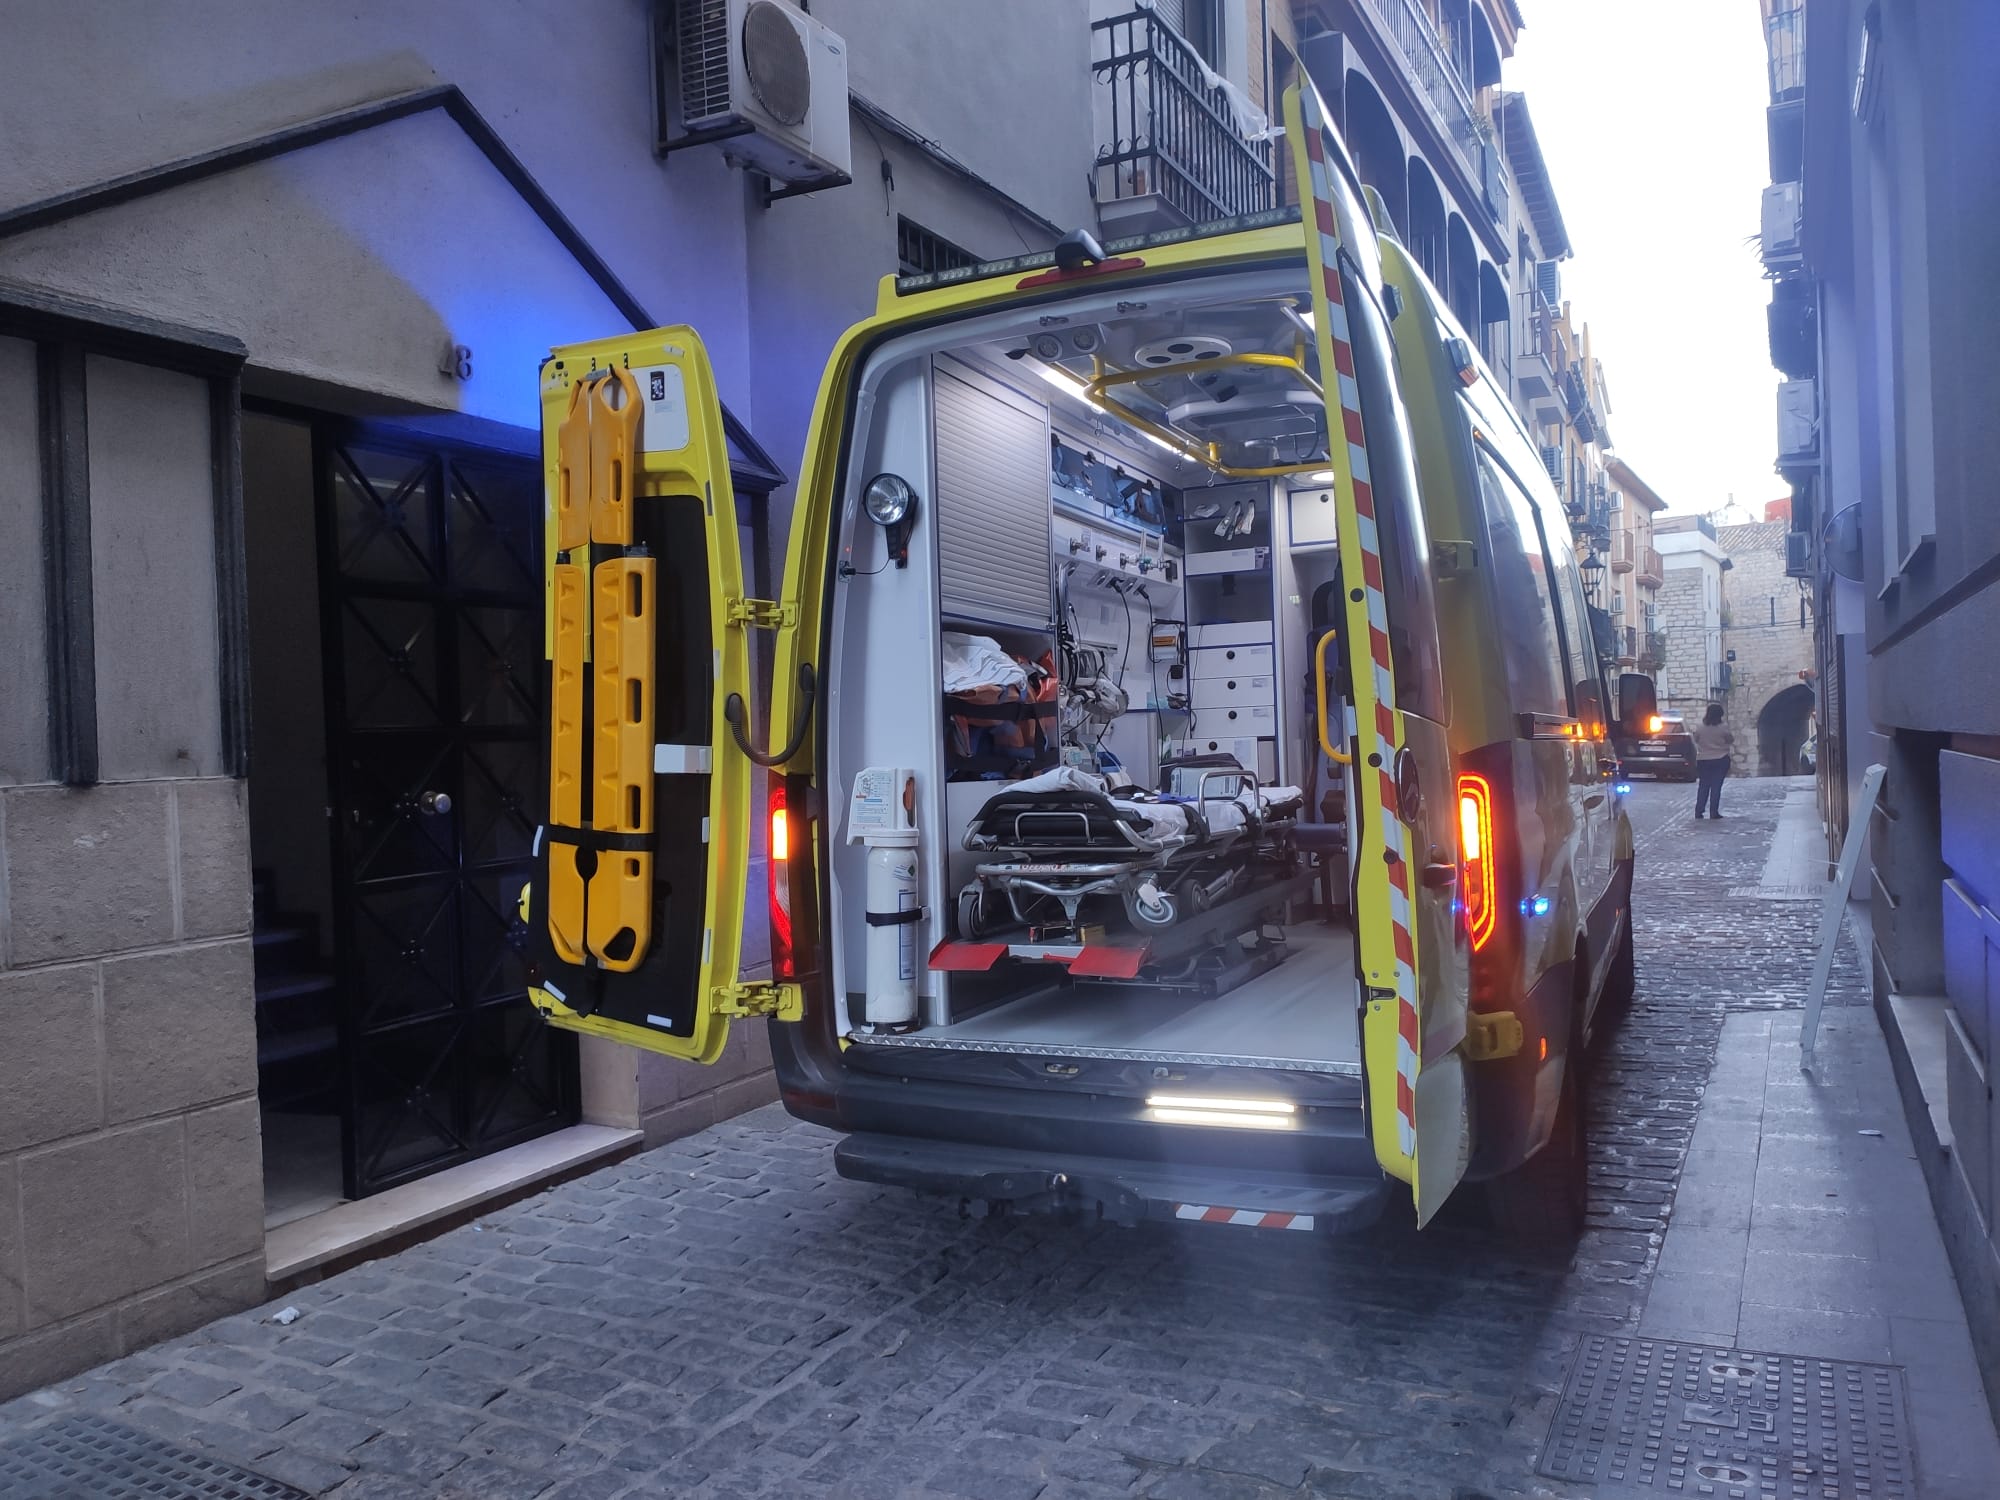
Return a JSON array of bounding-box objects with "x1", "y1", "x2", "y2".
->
[
  {"x1": 1657, "y1": 566, "x2": 1712, "y2": 713},
  {"x1": 0, "y1": 778, "x2": 263, "y2": 1402},
  {"x1": 576, "y1": 1024, "x2": 780, "y2": 1151},
  {"x1": 1718, "y1": 522, "x2": 1815, "y2": 775}
]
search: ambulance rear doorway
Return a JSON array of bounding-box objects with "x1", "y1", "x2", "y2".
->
[{"x1": 820, "y1": 266, "x2": 1365, "y2": 1082}]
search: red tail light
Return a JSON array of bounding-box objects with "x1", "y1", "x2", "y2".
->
[
  {"x1": 1457, "y1": 773, "x2": 1496, "y2": 952},
  {"x1": 768, "y1": 776, "x2": 795, "y2": 981}
]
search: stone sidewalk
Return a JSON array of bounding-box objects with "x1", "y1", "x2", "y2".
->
[
  {"x1": 1640, "y1": 1007, "x2": 2000, "y2": 1497},
  {"x1": 0, "y1": 779, "x2": 1992, "y2": 1498}
]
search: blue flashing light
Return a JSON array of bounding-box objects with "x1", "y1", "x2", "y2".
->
[
  {"x1": 1614, "y1": 781, "x2": 1634, "y2": 795},
  {"x1": 1519, "y1": 895, "x2": 1551, "y2": 918}
]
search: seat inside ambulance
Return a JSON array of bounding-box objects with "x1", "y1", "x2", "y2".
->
[{"x1": 825, "y1": 262, "x2": 1369, "y2": 1079}]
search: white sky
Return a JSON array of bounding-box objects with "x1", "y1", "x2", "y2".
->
[{"x1": 1505, "y1": 1, "x2": 1781, "y2": 517}]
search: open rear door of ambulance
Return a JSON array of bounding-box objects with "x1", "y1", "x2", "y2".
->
[
  {"x1": 1284, "y1": 83, "x2": 1472, "y2": 1225},
  {"x1": 526, "y1": 328, "x2": 801, "y2": 1065}
]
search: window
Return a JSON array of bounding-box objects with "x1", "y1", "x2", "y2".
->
[
  {"x1": 1476, "y1": 454, "x2": 1568, "y2": 718},
  {"x1": 1612, "y1": 592, "x2": 1625, "y2": 614},
  {"x1": 1611, "y1": 489, "x2": 1623, "y2": 511},
  {"x1": 896, "y1": 217, "x2": 977, "y2": 278},
  {"x1": 1344, "y1": 266, "x2": 1444, "y2": 721}
]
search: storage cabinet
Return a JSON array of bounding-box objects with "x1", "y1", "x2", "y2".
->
[{"x1": 1190, "y1": 644, "x2": 1274, "y2": 677}]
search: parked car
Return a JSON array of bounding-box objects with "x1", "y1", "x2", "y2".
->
[{"x1": 1614, "y1": 710, "x2": 1697, "y2": 781}]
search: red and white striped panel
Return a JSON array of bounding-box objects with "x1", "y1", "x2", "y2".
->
[
  {"x1": 1174, "y1": 1204, "x2": 1315, "y2": 1231},
  {"x1": 1297, "y1": 89, "x2": 1421, "y2": 1160}
]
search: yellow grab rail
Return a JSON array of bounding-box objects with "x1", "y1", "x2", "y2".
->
[
  {"x1": 1067, "y1": 350, "x2": 1333, "y2": 480},
  {"x1": 1314, "y1": 628, "x2": 1352, "y2": 765}
]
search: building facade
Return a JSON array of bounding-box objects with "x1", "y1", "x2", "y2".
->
[
  {"x1": 1714, "y1": 520, "x2": 1814, "y2": 778},
  {"x1": 1654, "y1": 515, "x2": 1730, "y2": 719},
  {"x1": 0, "y1": 0, "x2": 1128, "y2": 1397},
  {"x1": 1762, "y1": 0, "x2": 2000, "y2": 1420},
  {"x1": 1604, "y1": 456, "x2": 1667, "y2": 679}
]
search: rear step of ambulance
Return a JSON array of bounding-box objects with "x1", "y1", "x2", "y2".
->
[{"x1": 833, "y1": 1133, "x2": 1389, "y2": 1232}]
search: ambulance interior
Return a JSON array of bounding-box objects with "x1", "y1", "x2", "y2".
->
[{"x1": 826, "y1": 266, "x2": 1367, "y2": 1079}]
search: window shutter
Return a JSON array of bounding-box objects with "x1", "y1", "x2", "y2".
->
[
  {"x1": 1536, "y1": 258, "x2": 1562, "y2": 309},
  {"x1": 932, "y1": 362, "x2": 1052, "y2": 631}
]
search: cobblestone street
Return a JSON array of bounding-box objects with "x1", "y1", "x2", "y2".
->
[{"x1": 6, "y1": 777, "x2": 1981, "y2": 1500}]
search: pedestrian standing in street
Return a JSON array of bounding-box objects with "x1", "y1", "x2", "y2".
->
[{"x1": 1692, "y1": 703, "x2": 1734, "y2": 820}]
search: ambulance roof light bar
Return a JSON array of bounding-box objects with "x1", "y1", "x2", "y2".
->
[{"x1": 893, "y1": 205, "x2": 1304, "y2": 296}]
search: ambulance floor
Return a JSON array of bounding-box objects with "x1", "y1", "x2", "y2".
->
[{"x1": 892, "y1": 921, "x2": 1362, "y2": 1074}]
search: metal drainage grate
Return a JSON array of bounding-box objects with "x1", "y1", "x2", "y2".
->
[
  {"x1": 0, "y1": 1415, "x2": 312, "y2": 1499},
  {"x1": 1538, "y1": 1336, "x2": 1913, "y2": 1499}
]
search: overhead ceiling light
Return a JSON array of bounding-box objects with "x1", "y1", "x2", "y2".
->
[
  {"x1": 1302, "y1": 469, "x2": 1335, "y2": 484},
  {"x1": 1035, "y1": 361, "x2": 1087, "y2": 396}
]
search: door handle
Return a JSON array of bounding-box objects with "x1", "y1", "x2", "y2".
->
[
  {"x1": 418, "y1": 790, "x2": 452, "y2": 816},
  {"x1": 725, "y1": 661, "x2": 818, "y2": 770},
  {"x1": 1313, "y1": 630, "x2": 1352, "y2": 765}
]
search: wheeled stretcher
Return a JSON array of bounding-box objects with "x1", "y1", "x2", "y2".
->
[{"x1": 936, "y1": 763, "x2": 1311, "y2": 989}]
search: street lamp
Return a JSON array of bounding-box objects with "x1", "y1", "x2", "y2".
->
[{"x1": 1580, "y1": 550, "x2": 1606, "y2": 606}]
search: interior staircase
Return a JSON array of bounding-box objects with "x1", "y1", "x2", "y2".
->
[{"x1": 252, "y1": 868, "x2": 340, "y2": 1110}]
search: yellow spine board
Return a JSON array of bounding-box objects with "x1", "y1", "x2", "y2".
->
[
  {"x1": 587, "y1": 555, "x2": 656, "y2": 972},
  {"x1": 555, "y1": 381, "x2": 591, "y2": 553},
  {"x1": 546, "y1": 560, "x2": 589, "y2": 964},
  {"x1": 589, "y1": 368, "x2": 640, "y2": 547}
]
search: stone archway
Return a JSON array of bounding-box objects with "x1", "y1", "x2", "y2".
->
[{"x1": 1757, "y1": 682, "x2": 1815, "y2": 776}]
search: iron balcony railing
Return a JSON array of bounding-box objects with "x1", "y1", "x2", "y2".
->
[
  {"x1": 1766, "y1": 2, "x2": 1805, "y2": 102},
  {"x1": 1638, "y1": 545, "x2": 1664, "y2": 584},
  {"x1": 1644, "y1": 630, "x2": 1669, "y2": 665},
  {"x1": 1576, "y1": 496, "x2": 1612, "y2": 547},
  {"x1": 1092, "y1": 9, "x2": 1277, "y2": 226},
  {"x1": 1354, "y1": 0, "x2": 1482, "y2": 173}
]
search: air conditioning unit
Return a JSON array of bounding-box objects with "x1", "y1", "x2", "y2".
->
[
  {"x1": 1776, "y1": 377, "x2": 1818, "y2": 469},
  {"x1": 672, "y1": 0, "x2": 851, "y2": 186},
  {"x1": 1540, "y1": 443, "x2": 1563, "y2": 486},
  {"x1": 1785, "y1": 530, "x2": 1813, "y2": 578},
  {"x1": 1761, "y1": 182, "x2": 1803, "y2": 265}
]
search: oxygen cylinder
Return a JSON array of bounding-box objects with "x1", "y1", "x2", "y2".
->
[
  {"x1": 863, "y1": 829, "x2": 920, "y2": 1028},
  {"x1": 849, "y1": 766, "x2": 922, "y2": 1030}
]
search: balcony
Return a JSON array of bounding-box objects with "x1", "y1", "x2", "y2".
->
[
  {"x1": 1092, "y1": 9, "x2": 1276, "y2": 237},
  {"x1": 1610, "y1": 531, "x2": 1635, "y2": 572},
  {"x1": 1558, "y1": 363, "x2": 1602, "y2": 446},
  {"x1": 1766, "y1": 2, "x2": 1804, "y2": 103},
  {"x1": 1638, "y1": 545, "x2": 1664, "y2": 587},
  {"x1": 1576, "y1": 496, "x2": 1612, "y2": 550},
  {"x1": 1619, "y1": 624, "x2": 1638, "y2": 665},
  {"x1": 1641, "y1": 630, "x2": 1668, "y2": 671},
  {"x1": 1353, "y1": 0, "x2": 1483, "y2": 183},
  {"x1": 1516, "y1": 296, "x2": 1560, "y2": 404}
]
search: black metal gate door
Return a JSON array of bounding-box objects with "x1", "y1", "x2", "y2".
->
[{"x1": 318, "y1": 432, "x2": 577, "y2": 1197}]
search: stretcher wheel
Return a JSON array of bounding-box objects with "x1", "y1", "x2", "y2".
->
[
  {"x1": 1126, "y1": 890, "x2": 1177, "y2": 928},
  {"x1": 957, "y1": 885, "x2": 994, "y2": 940}
]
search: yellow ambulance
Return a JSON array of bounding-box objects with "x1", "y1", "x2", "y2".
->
[{"x1": 525, "y1": 82, "x2": 1640, "y2": 1241}]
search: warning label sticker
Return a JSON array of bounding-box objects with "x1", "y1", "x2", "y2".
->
[{"x1": 634, "y1": 365, "x2": 691, "y2": 454}]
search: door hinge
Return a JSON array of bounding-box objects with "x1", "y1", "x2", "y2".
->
[
  {"x1": 1464, "y1": 1010, "x2": 1524, "y2": 1061},
  {"x1": 712, "y1": 981, "x2": 804, "y2": 1020},
  {"x1": 725, "y1": 597, "x2": 797, "y2": 630}
]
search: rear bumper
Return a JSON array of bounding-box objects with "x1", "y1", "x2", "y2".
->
[
  {"x1": 834, "y1": 1130, "x2": 1389, "y2": 1233},
  {"x1": 1615, "y1": 745, "x2": 1696, "y2": 776}
]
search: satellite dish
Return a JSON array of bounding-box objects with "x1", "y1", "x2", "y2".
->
[{"x1": 1824, "y1": 503, "x2": 1862, "y2": 581}]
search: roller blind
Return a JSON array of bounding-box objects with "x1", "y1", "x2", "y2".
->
[{"x1": 932, "y1": 362, "x2": 1051, "y2": 631}]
